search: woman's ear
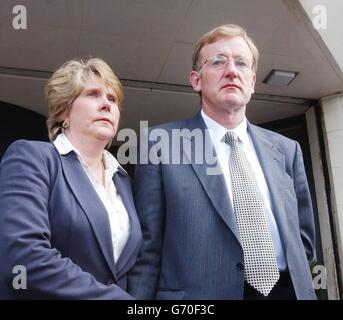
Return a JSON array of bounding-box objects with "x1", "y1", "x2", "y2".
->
[
  {"x1": 59, "y1": 110, "x2": 70, "y2": 128},
  {"x1": 59, "y1": 108, "x2": 70, "y2": 122}
]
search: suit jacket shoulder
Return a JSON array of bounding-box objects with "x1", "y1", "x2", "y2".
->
[
  {"x1": 2, "y1": 139, "x2": 58, "y2": 163},
  {"x1": 0, "y1": 139, "x2": 61, "y2": 179},
  {"x1": 248, "y1": 123, "x2": 299, "y2": 154}
]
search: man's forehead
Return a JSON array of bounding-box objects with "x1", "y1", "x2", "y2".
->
[{"x1": 201, "y1": 36, "x2": 252, "y2": 57}]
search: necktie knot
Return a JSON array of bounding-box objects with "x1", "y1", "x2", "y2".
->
[{"x1": 224, "y1": 131, "x2": 238, "y2": 145}]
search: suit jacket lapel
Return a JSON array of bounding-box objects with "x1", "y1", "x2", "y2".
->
[
  {"x1": 113, "y1": 172, "x2": 141, "y2": 277},
  {"x1": 59, "y1": 151, "x2": 117, "y2": 280},
  {"x1": 183, "y1": 112, "x2": 240, "y2": 243},
  {"x1": 248, "y1": 123, "x2": 290, "y2": 243}
]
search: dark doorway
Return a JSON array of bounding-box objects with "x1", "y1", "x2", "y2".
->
[
  {"x1": 0, "y1": 101, "x2": 48, "y2": 159},
  {"x1": 260, "y1": 115, "x2": 327, "y2": 300}
]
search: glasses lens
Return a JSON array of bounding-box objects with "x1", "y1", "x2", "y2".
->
[
  {"x1": 207, "y1": 54, "x2": 251, "y2": 71},
  {"x1": 234, "y1": 57, "x2": 250, "y2": 70},
  {"x1": 210, "y1": 55, "x2": 228, "y2": 69}
]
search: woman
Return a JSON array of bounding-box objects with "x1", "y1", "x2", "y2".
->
[{"x1": 0, "y1": 58, "x2": 142, "y2": 299}]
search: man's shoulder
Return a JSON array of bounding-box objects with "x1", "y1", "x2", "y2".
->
[
  {"x1": 250, "y1": 123, "x2": 296, "y2": 144},
  {"x1": 149, "y1": 118, "x2": 192, "y2": 130},
  {"x1": 148, "y1": 115, "x2": 200, "y2": 133},
  {"x1": 249, "y1": 123, "x2": 300, "y2": 159}
]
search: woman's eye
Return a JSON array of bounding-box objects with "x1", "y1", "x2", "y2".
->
[
  {"x1": 87, "y1": 91, "x2": 97, "y2": 97},
  {"x1": 108, "y1": 95, "x2": 116, "y2": 103}
]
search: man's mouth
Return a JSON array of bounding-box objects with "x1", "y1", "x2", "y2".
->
[{"x1": 222, "y1": 83, "x2": 240, "y2": 90}]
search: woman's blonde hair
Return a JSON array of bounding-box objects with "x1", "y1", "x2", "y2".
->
[
  {"x1": 46, "y1": 58, "x2": 123, "y2": 144},
  {"x1": 192, "y1": 24, "x2": 259, "y2": 72}
]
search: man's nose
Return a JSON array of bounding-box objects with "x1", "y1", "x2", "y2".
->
[{"x1": 224, "y1": 59, "x2": 238, "y2": 77}]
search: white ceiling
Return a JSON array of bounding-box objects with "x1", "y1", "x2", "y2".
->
[{"x1": 0, "y1": 0, "x2": 342, "y2": 134}]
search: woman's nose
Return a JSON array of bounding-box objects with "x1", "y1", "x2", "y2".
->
[{"x1": 100, "y1": 97, "x2": 111, "y2": 111}]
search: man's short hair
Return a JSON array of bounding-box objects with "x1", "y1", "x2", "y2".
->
[{"x1": 192, "y1": 24, "x2": 259, "y2": 72}]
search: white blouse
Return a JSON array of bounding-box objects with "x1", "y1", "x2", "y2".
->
[{"x1": 54, "y1": 133, "x2": 130, "y2": 263}]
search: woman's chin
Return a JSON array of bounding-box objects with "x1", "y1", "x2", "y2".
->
[
  {"x1": 92, "y1": 133, "x2": 114, "y2": 145},
  {"x1": 96, "y1": 127, "x2": 115, "y2": 137}
]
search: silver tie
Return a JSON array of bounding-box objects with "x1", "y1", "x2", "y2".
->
[{"x1": 225, "y1": 131, "x2": 280, "y2": 296}]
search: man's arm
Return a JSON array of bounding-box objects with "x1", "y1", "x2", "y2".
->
[
  {"x1": 293, "y1": 141, "x2": 316, "y2": 263},
  {"x1": 127, "y1": 138, "x2": 166, "y2": 299}
]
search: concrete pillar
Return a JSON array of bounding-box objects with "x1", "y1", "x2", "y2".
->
[
  {"x1": 306, "y1": 107, "x2": 339, "y2": 299},
  {"x1": 320, "y1": 94, "x2": 343, "y2": 297}
]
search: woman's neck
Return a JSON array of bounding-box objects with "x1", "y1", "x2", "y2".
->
[{"x1": 64, "y1": 131, "x2": 106, "y2": 185}]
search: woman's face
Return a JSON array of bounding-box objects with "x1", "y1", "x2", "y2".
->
[{"x1": 66, "y1": 73, "x2": 120, "y2": 145}]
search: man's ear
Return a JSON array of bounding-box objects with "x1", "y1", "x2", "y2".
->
[
  {"x1": 251, "y1": 72, "x2": 256, "y2": 94},
  {"x1": 189, "y1": 70, "x2": 202, "y2": 92}
]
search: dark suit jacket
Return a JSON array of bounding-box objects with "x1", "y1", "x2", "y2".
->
[
  {"x1": 0, "y1": 140, "x2": 142, "y2": 299},
  {"x1": 128, "y1": 112, "x2": 316, "y2": 300}
]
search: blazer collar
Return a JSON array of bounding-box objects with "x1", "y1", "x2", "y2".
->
[
  {"x1": 247, "y1": 123, "x2": 290, "y2": 243},
  {"x1": 54, "y1": 133, "x2": 128, "y2": 176},
  {"x1": 113, "y1": 172, "x2": 142, "y2": 278},
  {"x1": 184, "y1": 113, "x2": 290, "y2": 247},
  {"x1": 57, "y1": 150, "x2": 118, "y2": 280},
  {"x1": 183, "y1": 112, "x2": 240, "y2": 243}
]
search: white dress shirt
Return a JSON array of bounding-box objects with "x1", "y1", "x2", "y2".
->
[
  {"x1": 54, "y1": 133, "x2": 130, "y2": 263},
  {"x1": 201, "y1": 110, "x2": 287, "y2": 271}
]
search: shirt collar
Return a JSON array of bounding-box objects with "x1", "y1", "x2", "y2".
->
[
  {"x1": 103, "y1": 148, "x2": 128, "y2": 176},
  {"x1": 53, "y1": 133, "x2": 127, "y2": 176},
  {"x1": 201, "y1": 109, "x2": 250, "y2": 146}
]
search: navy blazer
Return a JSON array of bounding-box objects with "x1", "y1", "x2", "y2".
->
[
  {"x1": 128, "y1": 112, "x2": 316, "y2": 300},
  {"x1": 0, "y1": 140, "x2": 142, "y2": 299}
]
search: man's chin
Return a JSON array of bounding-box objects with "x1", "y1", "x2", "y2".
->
[{"x1": 222, "y1": 98, "x2": 245, "y2": 110}]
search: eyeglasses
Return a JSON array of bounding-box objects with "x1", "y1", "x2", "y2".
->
[{"x1": 198, "y1": 54, "x2": 252, "y2": 72}]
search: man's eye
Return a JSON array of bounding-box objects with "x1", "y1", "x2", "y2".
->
[
  {"x1": 235, "y1": 59, "x2": 248, "y2": 67},
  {"x1": 212, "y1": 58, "x2": 226, "y2": 66}
]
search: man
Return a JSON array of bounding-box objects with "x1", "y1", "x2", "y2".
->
[{"x1": 128, "y1": 24, "x2": 316, "y2": 300}]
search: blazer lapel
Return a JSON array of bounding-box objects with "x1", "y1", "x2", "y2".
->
[
  {"x1": 113, "y1": 172, "x2": 141, "y2": 277},
  {"x1": 183, "y1": 112, "x2": 240, "y2": 243},
  {"x1": 59, "y1": 151, "x2": 117, "y2": 280},
  {"x1": 248, "y1": 123, "x2": 290, "y2": 244}
]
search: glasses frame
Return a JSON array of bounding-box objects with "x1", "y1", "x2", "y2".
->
[{"x1": 197, "y1": 54, "x2": 252, "y2": 73}]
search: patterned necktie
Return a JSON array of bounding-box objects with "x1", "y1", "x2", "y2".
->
[{"x1": 224, "y1": 131, "x2": 280, "y2": 296}]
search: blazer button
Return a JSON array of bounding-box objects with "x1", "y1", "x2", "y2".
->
[
  {"x1": 107, "y1": 279, "x2": 115, "y2": 285},
  {"x1": 236, "y1": 262, "x2": 245, "y2": 271}
]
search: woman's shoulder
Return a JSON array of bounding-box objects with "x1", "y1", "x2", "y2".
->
[
  {"x1": 3, "y1": 139, "x2": 58, "y2": 161},
  {"x1": 0, "y1": 140, "x2": 62, "y2": 181}
]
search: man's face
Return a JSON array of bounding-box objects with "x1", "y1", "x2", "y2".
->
[{"x1": 190, "y1": 36, "x2": 256, "y2": 117}]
